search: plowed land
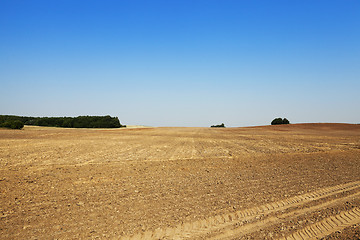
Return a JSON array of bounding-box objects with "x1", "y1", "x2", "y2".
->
[{"x1": 1, "y1": 123, "x2": 360, "y2": 239}]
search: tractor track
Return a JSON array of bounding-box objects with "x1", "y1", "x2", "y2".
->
[
  {"x1": 279, "y1": 208, "x2": 360, "y2": 240},
  {"x1": 121, "y1": 181, "x2": 360, "y2": 240}
]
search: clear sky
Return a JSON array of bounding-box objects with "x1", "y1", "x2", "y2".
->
[{"x1": 1, "y1": 1, "x2": 359, "y2": 127}]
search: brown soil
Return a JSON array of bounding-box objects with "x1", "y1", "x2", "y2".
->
[{"x1": 1, "y1": 123, "x2": 360, "y2": 239}]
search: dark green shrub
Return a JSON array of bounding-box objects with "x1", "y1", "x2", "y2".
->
[
  {"x1": 1, "y1": 121, "x2": 12, "y2": 128},
  {"x1": 11, "y1": 120, "x2": 24, "y2": 129},
  {"x1": 0, "y1": 120, "x2": 24, "y2": 129},
  {"x1": 211, "y1": 123, "x2": 225, "y2": 128},
  {"x1": 62, "y1": 118, "x2": 74, "y2": 128},
  {"x1": 271, "y1": 118, "x2": 290, "y2": 125},
  {"x1": 271, "y1": 118, "x2": 283, "y2": 125},
  {"x1": 282, "y1": 118, "x2": 290, "y2": 124}
]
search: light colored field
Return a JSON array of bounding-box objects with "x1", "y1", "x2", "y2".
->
[{"x1": 1, "y1": 123, "x2": 360, "y2": 239}]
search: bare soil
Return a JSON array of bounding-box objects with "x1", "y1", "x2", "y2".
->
[{"x1": 1, "y1": 123, "x2": 360, "y2": 239}]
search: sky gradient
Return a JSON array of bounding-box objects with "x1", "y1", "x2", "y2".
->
[{"x1": 1, "y1": 0, "x2": 359, "y2": 127}]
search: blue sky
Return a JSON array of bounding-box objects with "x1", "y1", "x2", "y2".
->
[{"x1": 1, "y1": 1, "x2": 359, "y2": 127}]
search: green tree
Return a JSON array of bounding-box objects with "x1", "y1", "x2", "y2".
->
[
  {"x1": 282, "y1": 118, "x2": 290, "y2": 124},
  {"x1": 0, "y1": 120, "x2": 24, "y2": 129},
  {"x1": 271, "y1": 118, "x2": 290, "y2": 125}
]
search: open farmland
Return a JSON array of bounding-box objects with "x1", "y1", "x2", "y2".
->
[{"x1": 1, "y1": 123, "x2": 360, "y2": 239}]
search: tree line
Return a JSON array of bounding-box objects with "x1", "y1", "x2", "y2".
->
[{"x1": 0, "y1": 115, "x2": 125, "y2": 129}]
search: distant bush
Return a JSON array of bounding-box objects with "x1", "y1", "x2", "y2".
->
[
  {"x1": 0, "y1": 120, "x2": 24, "y2": 129},
  {"x1": 0, "y1": 115, "x2": 125, "y2": 128},
  {"x1": 282, "y1": 118, "x2": 290, "y2": 124},
  {"x1": 211, "y1": 123, "x2": 225, "y2": 128},
  {"x1": 271, "y1": 118, "x2": 290, "y2": 125}
]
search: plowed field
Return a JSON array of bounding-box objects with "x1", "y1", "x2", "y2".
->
[{"x1": 1, "y1": 123, "x2": 360, "y2": 239}]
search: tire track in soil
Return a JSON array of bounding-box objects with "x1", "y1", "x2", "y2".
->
[
  {"x1": 208, "y1": 189, "x2": 360, "y2": 240},
  {"x1": 280, "y1": 208, "x2": 360, "y2": 240},
  {"x1": 119, "y1": 181, "x2": 360, "y2": 240}
]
